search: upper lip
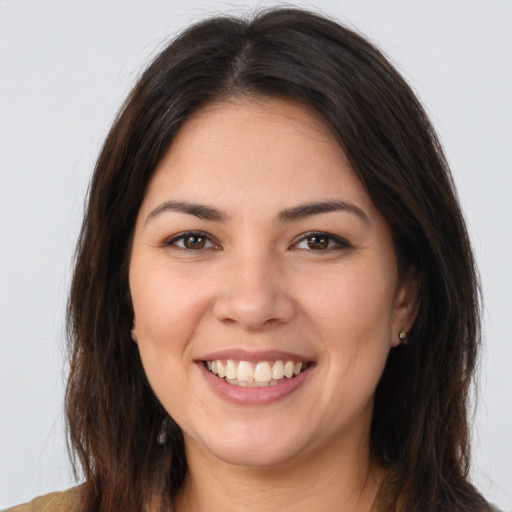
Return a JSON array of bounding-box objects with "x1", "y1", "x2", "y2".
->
[{"x1": 197, "y1": 349, "x2": 314, "y2": 363}]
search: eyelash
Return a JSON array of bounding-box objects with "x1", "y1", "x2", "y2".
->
[
  {"x1": 292, "y1": 232, "x2": 351, "y2": 252},
  {"x1": 164, "y1": 231, "x2": 218, "y2": 251},
  {"x1": 165, "y1": 230, "x2": 351, "y2": 252}
]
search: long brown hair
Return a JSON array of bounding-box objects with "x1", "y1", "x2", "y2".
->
[{"x1": 66, "y1": 7, "x2": 489, "y2": 511}]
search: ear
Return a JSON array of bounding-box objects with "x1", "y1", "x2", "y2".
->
[{"x1": 391, "y1": 267, "x2": 419, "y2": 347}]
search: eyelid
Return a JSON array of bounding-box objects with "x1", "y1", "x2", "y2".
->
[
  {"x1": 291, "y1": 231, "x2": 351, "y2": 251},
  {"x1": 164, "y1": 230, "x2": 220, "y2": 250},
  {"x1": 163, "y1": 230, "x2": 349, "y2": 252}
]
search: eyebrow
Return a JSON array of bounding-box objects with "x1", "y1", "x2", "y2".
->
[
  {"x1": 145, "y1": 199, "x2": 369, "y2": 225},
  {"x1": 278, "y1": 200, "x2": 369, "y2": 223},
  {"x1": 145, "y1": 201, "x2": 227, "y2": 224}
]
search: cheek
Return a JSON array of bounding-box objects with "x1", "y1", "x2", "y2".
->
[
  {"x1": 129, "y1": 268, "x2": 196, "y2": 407},
  {"x1": 304, "y1": 268, "x2": 396, "y2": 424},
  {"x1": 131, "y1": 260, "x2": 206, "y2": 343},
  {"x1": 304, "y1": 264, "x2": 396, "y2": 344},
  {"x1": 303, "y1": 263, "x2": 396, "y2": 399}
]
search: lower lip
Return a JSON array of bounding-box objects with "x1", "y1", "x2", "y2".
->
[{"x1": 198, "y1": 363, "x2": 313, "y2": 405}]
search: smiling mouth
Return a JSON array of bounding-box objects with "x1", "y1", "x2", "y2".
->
[{"x1": 204, "y1": 359, "x2": 310, "y2": 388}]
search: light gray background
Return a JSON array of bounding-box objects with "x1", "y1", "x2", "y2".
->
[{"x1": 1, "y1": 0, "x2": 511, "y2": 509}]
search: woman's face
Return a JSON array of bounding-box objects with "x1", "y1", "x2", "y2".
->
[{"x1": 129, "y1": 98, "x2": 415, "y2": 469}]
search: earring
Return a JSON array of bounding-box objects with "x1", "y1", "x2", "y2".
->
[
  {"x1": 157, "y1": 418, "x2": 169, "y2": 445},
  {"x1": 399, "y1": 329, "x2": 408, "y2": 345}
]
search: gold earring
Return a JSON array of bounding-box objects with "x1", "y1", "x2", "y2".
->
[{"x1": 399, "y1": 329, "x2": 408, "y2": 345}]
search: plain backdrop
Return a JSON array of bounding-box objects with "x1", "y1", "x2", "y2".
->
[{"x1": 1, "y1": 0, "x2": 511, "y2": 509}]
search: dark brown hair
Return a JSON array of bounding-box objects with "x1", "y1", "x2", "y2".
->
[{"x1": 66, "y1": 7, "x2": 489, "y2": 512}]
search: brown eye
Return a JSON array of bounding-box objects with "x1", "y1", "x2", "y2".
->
[
  {"x1": 166, "y1": 231, "x2": 216, "y2": 250},
  {"x1": 307, "y1": 235, "x2": 329, "y2": 250},
  {"x1": 184, "y1": 235, "x2": 206, "y2": 250},
  {"x1": 294, "y1": 232, "x2": 351, "y2": 252}
]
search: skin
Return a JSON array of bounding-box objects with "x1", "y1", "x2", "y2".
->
[{"x1": 129, "y1": 97, "x2": 417, "y2": 512}]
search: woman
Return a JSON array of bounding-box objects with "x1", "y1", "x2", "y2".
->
[{"x1": 7, "y1": 7, "x2": 496, "y2": 512}]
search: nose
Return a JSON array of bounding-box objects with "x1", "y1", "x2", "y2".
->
[{"x1": 212, "y1": 254, "x2": 296, "y2": 330}]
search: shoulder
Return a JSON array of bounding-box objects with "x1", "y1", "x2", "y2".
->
[{"x1": 3, "y1": 486, "x2": 82, "y2": 512}]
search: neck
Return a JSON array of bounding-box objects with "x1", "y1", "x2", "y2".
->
[{"x1": 175, "y1": 434, "x2": 386, "y2": 512}]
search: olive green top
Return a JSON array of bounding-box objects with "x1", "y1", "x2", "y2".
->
[
  {"x1": 4, "y1": 487, "x2": 500, "y2": 512},
  {"x1": 4, "y1": 486, "x2": 380, "y2": 512},
  {"x1": 4, "y1": 487, "x2": 81, "y2": 512}
]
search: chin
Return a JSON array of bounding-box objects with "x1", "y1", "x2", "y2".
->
[
  {"x1": 212, "y1": 443, "x2": 301, "y2": 469},
  {"x1": 193, "y1": 425, "x2": 311, "y2": 469}
]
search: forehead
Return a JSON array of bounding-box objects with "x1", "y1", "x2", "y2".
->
[{"x1": 141, "y1": 97, "x2": 376, "y2": 220}]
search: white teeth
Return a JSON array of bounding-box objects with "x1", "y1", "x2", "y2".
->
[
  {"x1": 225, "y1": 359, "x2": 237, "y2": 380},
  {"x1": 284, "y1": 361, "x2": 294, "y2": 378},
  {"x1": 272, "y1": 360, "x2": 285, "y2": 379},
  {"x1": 254, "y1": 362, "x2": 272, "y2": 383},
  {"x1": 226, "y1": 378, "x2": 285, "y2": 387},
  {"x1": 237, "y1": 361, "x2": 254, "y2": 382},
  {"x1": 206, "y1": 359, "x2": 308, "y2": 387}
]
